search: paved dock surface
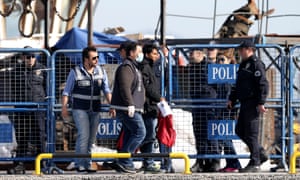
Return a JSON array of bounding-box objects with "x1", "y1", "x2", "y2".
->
[{"x1": 1, "y1": 170, "x2": 300, "y2": 180}]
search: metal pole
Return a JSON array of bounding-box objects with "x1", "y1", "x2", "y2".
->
[
  {"x1": 160, "y1": 0, "x2": 166, "y2": 46},
  {"x1": 87, "y1": 0, "x2": 93, "y2": 46},
  {"x1": 44, "y1": 0, "x2": 50, "y2": 50},
  {"x1": 265, "y1": 0, "x2": 269, "y2": 34},
  {"x1": 212, "y1": 0, "x2": 217, "y2": 38}
]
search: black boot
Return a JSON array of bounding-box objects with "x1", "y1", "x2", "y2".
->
[
  {"x1": 260, "y1": 148, "x2": 268, "y2": 164},
  {"x1": 204, "y1": 159, "x2": 220, "y2": 172},
  {"x1": 7, "y1": 162, "x2": 26, "y2": 174},
  {"x1": 190, "y1": 159, "x2": 205, "y2": 172}
]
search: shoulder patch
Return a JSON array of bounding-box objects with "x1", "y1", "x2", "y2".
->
[
  {"x1": 245, "y1": 63, "x2": 251, "y2": 69},
  {"x1": 254, "y1": 70, "x2": 261, "y2": 77}
]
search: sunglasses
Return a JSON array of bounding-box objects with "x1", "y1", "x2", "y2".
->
[
  {"x1": 91, "y1": 56, "x2": 99, "y2": 60},
  {"x1": 25, "y1": 55, "x2": 35, "y2": 59}
]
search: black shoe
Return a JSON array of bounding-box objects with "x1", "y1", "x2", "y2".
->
[
  {"x1": 103, "y1": 161, "x2": 123, "y2": 172},
  {"x1": 190, "y1": 160, "x2": 204, "y2": 173},
  {"x1": 7, "y1": 162, "x2": 26, "y2": 174},
  {"x1": 260, "y1": 149, "x2": 268, "y2": 165},
  {"x1": 112, "y1": 162, "x2": 136, "y2": 174},
  {"x1": 239, "y1": 165, "x2": 260, "y2": 173},
  {"x1": 204, "y1": 159, "x2": 220, "y2": 172}
]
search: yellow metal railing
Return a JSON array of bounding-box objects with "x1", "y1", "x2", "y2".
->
[
  {"x1": 35, "y1": 152, "x2": 191, "y2": 175},
  {"x1": 289, "y1": 151, "x2": 300, "y2": 174}
]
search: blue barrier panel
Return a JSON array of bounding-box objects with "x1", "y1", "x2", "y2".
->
[
  {"x1": 167, "y1": 44, "x2": 287, "y2": 171},
  {"x1": 207, "y1": 120, "x2": 239, "y2": 140}
]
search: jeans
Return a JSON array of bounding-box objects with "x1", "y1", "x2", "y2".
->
[
  {"x1": 72, "y1": 109, "x2": 100, "y2": 169},
  {"x1": 117, "y1": 111, "x2": 146, "y2": 168},
  {"x1": 140, "y1": 115, "x2": 158, "y2": 167},
  {"x1": 159, "y1": 143, "x2": 173, "y2": 171}
]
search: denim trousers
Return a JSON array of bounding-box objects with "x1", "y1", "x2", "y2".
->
[
  {"x1": 117, "y1": 111, "x2": 146, "y2": 168},
  {"x1": 159, "y1": 143, "x2": 173, "y2": 170},
  {"x1": 72, "y1": 109, "x2": 100, "y2": 168},
  {"x1": 140, "y1": 115, "x2": 158, "y2": 167}
]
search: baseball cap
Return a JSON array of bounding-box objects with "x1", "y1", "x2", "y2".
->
[
  {"x1": 238, "y1": 40, "x2": 256, "y2": 49},
  {"x1": 22, "y1": 46, "x2": 35, "y2": 57}
]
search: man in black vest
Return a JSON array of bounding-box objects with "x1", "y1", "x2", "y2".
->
[
  {"x1": 110, "y1": 42, "x2": 146, "y2": 174},
  {"x1": 61, "y1": 46, "x2": 112, "y2": 173}
]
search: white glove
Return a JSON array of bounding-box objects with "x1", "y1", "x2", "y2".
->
[{"x1": 128, "y1": 106, "x2": 135, "y2": 118}]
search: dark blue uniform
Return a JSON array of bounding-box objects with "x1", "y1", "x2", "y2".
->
[
  {"x1": 12, "y1": 60, "x2": 47, "y2": 157},
  {"x1": 189, "y1": 58, "x2": 220, "y2": 172},
  {"x1": 229, "y1": 54, "x2": 269, "y2": 166}
]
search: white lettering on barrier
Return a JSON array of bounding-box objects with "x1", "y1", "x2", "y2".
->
[
  {"x1": 97, "y1": 119, "x2": 122, "y2": 136},
  {"x1": 211, "y1": 121, "x2": 235, "y2": 136},
  {"x1": 211, "y1": 66, "x2": 237, "y2": 80}
]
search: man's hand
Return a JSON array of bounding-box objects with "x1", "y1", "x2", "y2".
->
[
  {"x1": 61, "y1": 105, "x2": 69, "y2": 120},
  {"x1": 109, "y1": 108, "x2": 116, "y2": 118},
  {"x1": 128, "y1": 106, "x2": 135, "y2": 118},
  {"x1": 227, "y1": 100, "x2": 233, "y2": 110},
  {"x1": 258, "y1": 104, "x2": 267, "y2": 113}
]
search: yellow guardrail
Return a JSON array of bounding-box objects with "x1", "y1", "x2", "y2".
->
[
  {"x1": 35, "y1": 152, "x2": 191, "y2": 175},
  {"x1": 289, "y1": 151, "x2": 300, "y2": 174}
]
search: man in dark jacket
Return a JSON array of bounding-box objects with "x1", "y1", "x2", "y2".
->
[
  {"x1": 227, "y1": 40, "x2": 269, "y2": 172},
  {"x1": 110, "y1": 41, "x2": 146, "y2": 173},
  {"x1": 138, "y1": 44, "x2": 165, "y2": 173},
  {"x1": 189, "y1": 47, "x2": 221, "y2": 172},
  {"x1": 8, "y1": 47, "x2": 47, "y2": 174}
]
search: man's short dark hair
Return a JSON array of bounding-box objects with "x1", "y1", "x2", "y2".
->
[
  {"x1": 82, "y1": 46, "x2": 97, "y2": 63},
  {"x1": 117, "y1": 41, "x2": 132, "y2": 51},
  {"x1": 142, "y1": 43, "x2": 159, "y2": 55},
  {"x1": 125, "y1": 41, "x2": 138, "y2": 57}
]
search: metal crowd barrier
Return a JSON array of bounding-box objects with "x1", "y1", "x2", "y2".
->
[
  {"x1": 0, "y1": 44, "x2": 297, "y2": 174},
  {"x1": 167, "y1": 44, "x2": 287, "y2": 171},
  {"x1": 0, "y1": 48, "x2": 51, "y2": 162},
  {"x1": 34, "y1": 152, "x2": 191, "y2": 175}
]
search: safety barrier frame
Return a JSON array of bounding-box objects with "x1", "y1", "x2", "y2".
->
[
  {"x1": 35, "y1": 152, "x2": 191, "y2": 175},
  {"x1": 167, "y1": 44, "x2": 287, "y2": 169},
  {"x1": 0, "y1": 48, "x2": 51, "y2": 162}
]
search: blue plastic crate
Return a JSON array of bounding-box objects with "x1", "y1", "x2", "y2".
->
[{"x1": 0, "y1": 124, "x2": 13, "y2": 143}]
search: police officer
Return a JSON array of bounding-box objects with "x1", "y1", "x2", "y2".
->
[
  {"x1": 8, "y1": 46, "x2": 47, "y2": 174},
  {"x1": 227, "y1": 40, "x2": 269, "y2": 172},
  {"x1": 61, "y1": 46, "x2": 112, "y2": 173}
]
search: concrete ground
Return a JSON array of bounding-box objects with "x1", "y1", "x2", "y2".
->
[{"x1": 0, "y1": 170, "x2": 300, "y2": 180}]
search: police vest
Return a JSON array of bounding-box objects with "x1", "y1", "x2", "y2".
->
[{"x1": 72, "y1": 65, "x2": 104, "y2": 111}]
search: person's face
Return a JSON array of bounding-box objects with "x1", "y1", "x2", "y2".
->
[
  {"x1": 130, "y1": 45, "x2": 143, "y2": 60},
  {"x1": 217, "y1": 55, "x2": 231, "y2": 64},
  {"x1": 146, "y1": 49, "x2": 160, "y2": 62},
  {"x1": 119, "y1": 48, "x2": 126, "y2": 59},
  {"x1": 207, "y1": 48, "x2": 218, "y2": 61},
  {"x1": 86, "y1": 51, "x2": 99, "y2": 67},
  {"x1": 190, "y1": 50, "x2": 204, "y2": 63},
  {"x1": 23, "y1": 55, "x2": 36, "y2": 68},
  {"x1": 238, "y1": 47, "x2": 251, "y2": 60}
]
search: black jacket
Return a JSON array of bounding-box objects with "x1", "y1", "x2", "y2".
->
[
  {"x1": 188, "y1": 58, "x2": 217, "y2": 99},
  {"x1": 139, "y1": 58, "x2": 161, "y2": 117},
  {"x1": 11, "y1": 61, "x2": 46, "y2": 102},
  {"x1": 111, "y1": 59, "x2": 145, "y2": 112},
  {"x1": 229, "y1": 55, "x2": 269, "y2": 105}
]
